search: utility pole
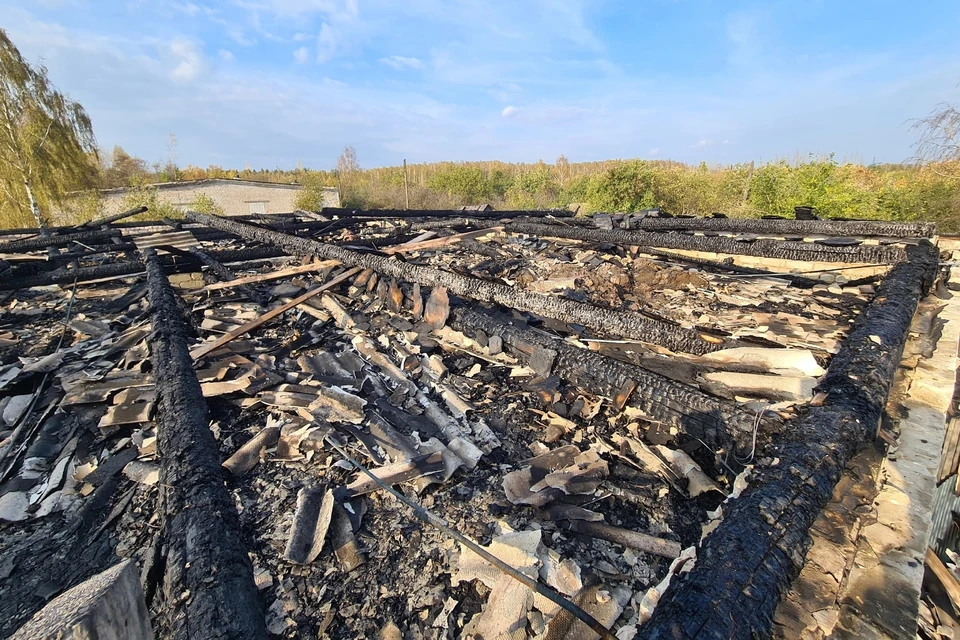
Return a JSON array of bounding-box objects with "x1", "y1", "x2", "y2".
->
[{"x1": 403, "y1": 159, "x2": 410, "y2": 210}]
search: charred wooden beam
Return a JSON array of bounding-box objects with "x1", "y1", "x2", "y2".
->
[
  {"x1": 321, "y1": 207, "x2": 574, "y2": 219},
  {"x1": 628, "y1": 215, "x2": 935, "y2": 238},
  {"x1": 638, "y1": 242, "x2": 938, "y2": 640},
  {"x1": 188, "y1": 247, "x2": 269, "y2": 305},
  {"x1": 440, "y1": 219, "x2": 908, "y2": 264},
  {"x1": 0, "y1": 228, "x2": 122, "y2": 254},
  {"x1": 185, "y1": 211, "x2": 739, "y2": 355},
  {"x1": 638, "y1": 248, "x2": 823, "y2": 288},
  {"x1": 0, "y1": 246, "x2": 287, "y2": 291},
  {"x1": 1, "y1": 261, "x2": 146, "y2": 289},
  {"x1": 143, "y1": 248, "x2": 267, "y2": 640},
  {"x1": 43, "y1": 243, "x2": 140, "y2": 267},
  {"x1": 81, "y1": 205, "x2": 149, "y2": 229},
  {"x1": 449, "y1": 305, "x2": 760, "y2": 452}
]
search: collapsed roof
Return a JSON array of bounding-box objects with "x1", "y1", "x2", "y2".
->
[{"x1": 0, "y1": 207, "x2": 948, "y2": 640}]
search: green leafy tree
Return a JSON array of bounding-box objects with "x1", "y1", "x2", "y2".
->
[
  {"x1": 295, "y1": 171, "x2": 338, "y2": 211},
  {"x1": 102, "y1": 145, "x2": 149, "y2": 188},
  {"x1": 506, "y1": 161, "x2": 559, "y2": 208},
  {"x1": 585, "y1": 161, "x2": 657, "y2": 212},
  {"x1": 192, "y1": 192, "x2": 223, "y2": 215},
  {"x1": 427, "y1": 164, "x2": 493, "y2": 203},
  {"x1": 0, "y1": 28, "x2": 98, "y2": 227},
  {"x1": 119, "y1": 179, "x2": 180, "y2": 220}
]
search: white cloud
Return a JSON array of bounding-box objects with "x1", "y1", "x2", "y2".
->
[
  {"x1": 294, "y1": 46, "x2": 310, "y2": 64},
  {"x1": 379, "y1": 56, "x2": 422, "y2": 70},
  {"x1": 726, "y1": 10, "x2": 767, "y2": 67},
  {"x1": 228, "y1": 29, "x2": 256, "y2": 46},
  {"x1": 169, "y1": 37, "x2": 205, "y2": 82},
  {"x1": 6, "y1": 1, "x2": 960, "y2": 169},
  {"x1": 218, "y1": 49, "x2": 234, "y2": 62},
  {"x1": 173, "y1": 2, "x2": 200, "y2": 16},
  {"x1": 316, "y1": 22, "x2": 343, "y2": 62}
]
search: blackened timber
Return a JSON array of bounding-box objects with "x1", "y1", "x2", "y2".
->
[
  {"x1": 640, "y1": 248, "x2": 822, "y2": 288},
  {"x1": 637, "y1": 243, "x2": 938, "y2": 640},
  {"x1": 449, "y1": 305, "x2": 760, "y2": 452},
  {"x1": 185, "y1": 211, "x2": 737, "y2": 355},
  {"x1": 46, "y1": 243, "x2": 140, "y2": 266},
  {"x1": 321, "y1": 207, "x2": 574, "y2": 219},
  {"x1": 0, "y1": 228, "x2": 122, "y2": 254},
  {"x1": 188, "y1": 247, "x2": 269, "y2": 305},
  {"x1": 143, "y1": 248, "x2": 267, "y2": 640},
  {"x1": 0, "y1": 246, "x2": 287, "y2": 290},
  {"x1": 445, "y1": 219, "x2": 908, "y2": 264},
  {"x1": 81, "y1": 205, "x2": 149, "y2": 228},
  {"x1": 629, "y1": 215, "x2": 935, "y2": 238}
]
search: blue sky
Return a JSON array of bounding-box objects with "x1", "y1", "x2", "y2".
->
[{"x1": 4, "y1": 0, "x2": 960, "y2": 170}]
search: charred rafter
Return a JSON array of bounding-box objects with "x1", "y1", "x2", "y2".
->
[
  {"x1": 421, "y1": 218, "x2": 908, "y2": 264},
  {"x1": 0, "y1": 228, "x2": 122, "y2": 254},
  {"x1": 0, "y1": 246, "x2": 287, "y2": 291},
  {"x1": 321, "y1": 207, "x2": 574, "y2": 219},
  {"x1": 449, "y1": 305, "x2": 764, "y2": 452},
  {"x1": 80, "y1": 205, "x2": 149, "y2": 229},
  {"x1": 185, "y1": 211, "x2": 743, "y2": 355},
  {"x1": 143, "y1": 248, "x2": 268, "y2": 640},
  {"x1": 637, "y1": 242, "x2": 938, "y2": 640},
  {"x1": 629, "y1": 215, "x2": 935, "y2": 238}
]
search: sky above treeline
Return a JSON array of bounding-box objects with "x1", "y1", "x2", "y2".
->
[{"x1": 5, "y1": 0, "x2": 960, "y2": 170}]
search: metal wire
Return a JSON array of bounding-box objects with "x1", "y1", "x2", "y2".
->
[{"x1": 323, "y1": 435, "x2": 618, "y2": 640}]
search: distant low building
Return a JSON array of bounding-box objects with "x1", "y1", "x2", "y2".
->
[
  {"x1": 457, "y1": 204, "x2": 495, "y2": 212},
  {"x1": 95, "y1": 178, "x2": 340, "y2": 216}
]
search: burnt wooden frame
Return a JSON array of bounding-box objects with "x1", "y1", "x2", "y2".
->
[
  {"x1": 638, "y1": 243, "x2": 938, "y2": 639},
  {"x1": 143, "y1": 248, "x2": 268, "y2": 640},
  {"x1": 181, "y1": 214, "x2": 938, "y2": 639},
  {"x1": 184, "y1": 211, "x2": 742, "y2": 355}
]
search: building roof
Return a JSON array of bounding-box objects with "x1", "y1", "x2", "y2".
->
[{"x1": 97, "y1": 178, "x2": 337, "y2": 195}]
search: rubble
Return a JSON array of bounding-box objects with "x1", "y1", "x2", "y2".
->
[{"x1": 0, "y1": 208, "x2": 941, "y2": 640}]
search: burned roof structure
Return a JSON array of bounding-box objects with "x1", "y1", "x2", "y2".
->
[{"x1": 0, "y1": 205, "x2": 954, "y2": 640}]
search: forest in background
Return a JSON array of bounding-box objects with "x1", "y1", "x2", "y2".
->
[{"x1": 42, "y1": 145, "x2": 960, "y2": 232}]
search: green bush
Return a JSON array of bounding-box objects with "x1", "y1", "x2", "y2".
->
[
  {"x1": 193, "y1": 192, "x2": 223, "y2": 215},
  {"x1": 427, "y1": 164, "x2": 494, "y2": 203}
]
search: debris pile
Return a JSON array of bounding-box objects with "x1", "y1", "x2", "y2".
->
[{"x1": 0, "y1": 208, "x2": 940, "y2": 639}]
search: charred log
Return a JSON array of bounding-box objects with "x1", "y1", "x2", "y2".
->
[
  {"x1": 188, "y1": 248, "x2": 269, "y2": 305},
  {"x1": 638, "y1": 242, "x2": 938, "y2": 640},
  {"x1": 81, "y1": 206, "x2": 149, "y2": 229},
  {"x1": 449, "y1": 305, "x2": 761, "y2": 452},
  {"x1": 636, "y1": 248, "x2": 822, "y2": 288},
  {"x1": 321, "y1": 207, "x2": 574, "y2": 219},
  {"x1": 440, "y1": 219, "x2": 908, "y2": 264},
  {"x1": 0, "y1": 228, "x2": 122, "y2": 254},
  {"x1": 0, "y1": 246, "x2": 287, "y2": 290},
  {"x1": 628, "y1": 215, "x2": 935, "y2": 238},
  {"x1": 185, "y1": 211, "x2": 740, "y2": 355},
  {"x1": 143, "y1": 248, "x2": 267, "y2": 640}
]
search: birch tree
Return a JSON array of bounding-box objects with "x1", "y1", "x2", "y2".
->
[
  {"x1": 0, "y1": 28, "x2": 97, "y2": 228},
  {"x1": 913, "y1": 102, "x2": 960, "y2": 176}
]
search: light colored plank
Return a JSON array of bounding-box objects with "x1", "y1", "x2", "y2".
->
[
  {"x1": 199, "y1": 259, "x2": 339, "y2": 292},
  {"x1": 190, "y1": 267, "x2": 361, "y2": 360}
]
